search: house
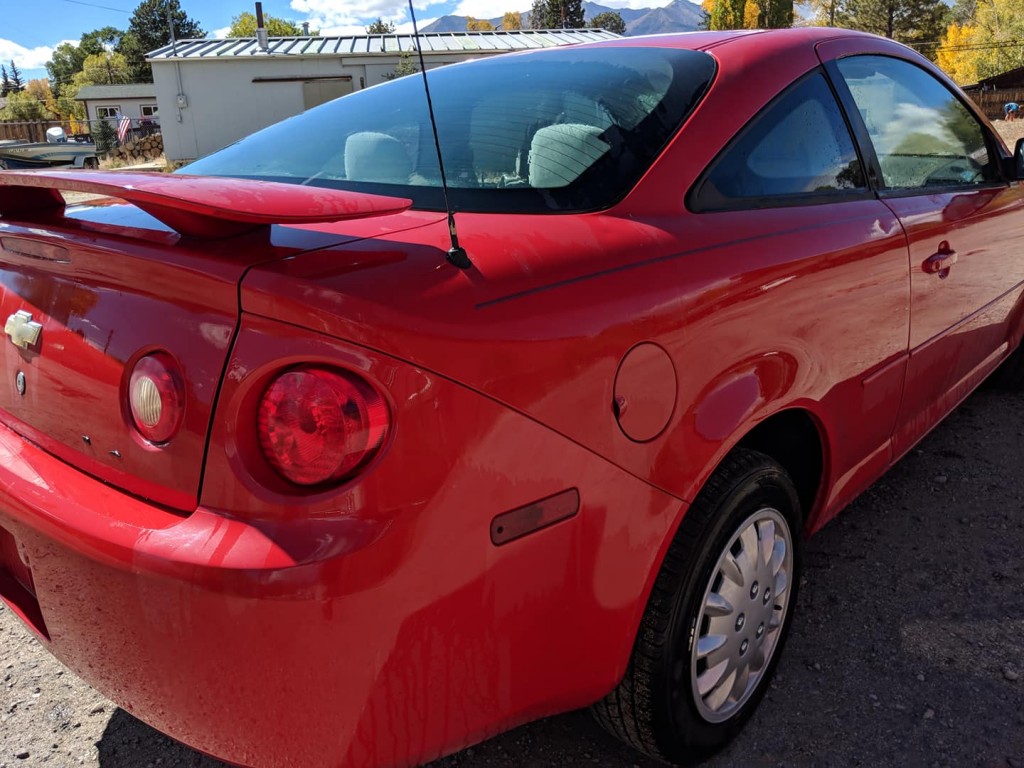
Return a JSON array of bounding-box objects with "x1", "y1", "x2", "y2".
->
[
  {"x1": 973, "y1": 65, "x2": 1024, "y2": 91},
  {"x1": 75, "y1": 84, "x2": 159, "y2": 125},
  {"x1": 146, "y1": 29, "x2": 620, "y2": 162},
  {"x1": 963, "y1": 66, "x2": 1024, "y2": 121}
]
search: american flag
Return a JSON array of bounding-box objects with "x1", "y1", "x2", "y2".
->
[{"x1": 116, "y1": 114, "x2": 132, "y2": 144}]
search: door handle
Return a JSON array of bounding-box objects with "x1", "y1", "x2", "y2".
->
[{"x1": 922, "y1": 243, "x2": 957, "y2": 277}]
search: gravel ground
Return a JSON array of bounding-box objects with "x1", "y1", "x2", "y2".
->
[
  {"x1": 2, "y1": 124, "x2": 1024, "y2": 768},
  {"x1": 996, "y1": 119, "x2": 1024, "y2": 148}
]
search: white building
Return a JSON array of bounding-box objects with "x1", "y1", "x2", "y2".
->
[
  {"x1": 75, "y1": 84, "x2": 159, "y2": 124},
  {"x1": 147, "y1": 29, "x2": 620, "y2": 161}
]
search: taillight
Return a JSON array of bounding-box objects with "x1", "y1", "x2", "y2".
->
[
  {"x1": 128, "y1": 353, "x2": 185, "y2": 444},
  {"x1": 257, "y1": 367, "x2": 389, "y2": 486}
]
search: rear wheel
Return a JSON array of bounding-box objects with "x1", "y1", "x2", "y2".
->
[{"x1": 593, "y1": 449, "x2": 802, "y2": 764}]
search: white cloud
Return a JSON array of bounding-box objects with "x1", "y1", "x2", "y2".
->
[
  {"x1": 317, "y1": 24, "x2": 376, "y2": 35},
  {"x1": 0, "y1": 38, "x2": 75, "y2": 72},
  {"x1": 213, "y1": 26, "x2": 233, "y2": 38},
  {"x1": 315, "y1": 18, "x2": 439, "y2": 35},
  {"x1": 599, "y1": 0, "x2": 674, "y2": 8},
  {"x1": 290, "y1": 0, "x2": 444, "y2": 30},
  {"x1": 450, "y1": 0, "x2": 517, "y2": 18}
]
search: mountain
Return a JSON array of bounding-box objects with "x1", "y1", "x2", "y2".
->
[
  {"x1": 627, "y1": 0, "x2": 704, "y2": 35},
  {"x1": 583, "y1": 1, "x2": 650, "y2": 24},
  {"x1": 421, "y1": 14, "x2": 484, "y2": 32},
  {"x1": 420, "y1": 0, "x2": 703, "y2": 35}
]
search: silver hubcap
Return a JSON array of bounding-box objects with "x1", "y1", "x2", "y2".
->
[{"x1": 690, "y1": 507, "x2": 793, "y2": 723}]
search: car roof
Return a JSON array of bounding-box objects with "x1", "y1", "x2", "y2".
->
[{"x1": 583, "y1": 26, "x2": 899, "y2": 54}]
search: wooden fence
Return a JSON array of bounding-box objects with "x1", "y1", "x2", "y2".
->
[
  {"x1": 967, "y1": 89, "x2": 1024, "y2": 121},
  {"x1": 0, "y1": 120, "x2": 84, "y2": 143}
]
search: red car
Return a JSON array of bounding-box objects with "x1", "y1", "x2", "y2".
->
[{"x1": 1, "y1": 27, "x2": 1022, "y2": 768}]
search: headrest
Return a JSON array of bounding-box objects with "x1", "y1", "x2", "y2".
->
[
  {"x1": 344, "y1": 131, "x2": 413, "y2": 183},
  {"x1": 528, "y1": 123, "x2": 610, "y2": 188}
]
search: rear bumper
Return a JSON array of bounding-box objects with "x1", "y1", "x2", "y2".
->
[
  {"x1": 0, "y1": 419, "x2": 354, "y2": 767},
  {"x1": 0, "y1": 340, "x2": 685, "y2": 767}
]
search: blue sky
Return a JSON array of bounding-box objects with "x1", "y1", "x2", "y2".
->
[{"x1": 1, "y1": 0, "x2": 675, "y2": 81}]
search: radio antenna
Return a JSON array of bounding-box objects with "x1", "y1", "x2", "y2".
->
[{"x1": 406, "y1": 0, "x2": 472, "y2": 269}]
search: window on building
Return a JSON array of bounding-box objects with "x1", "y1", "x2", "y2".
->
[
  {"x1": 141, "y1": 104, "x2": 159, "y2": 117},
  {"x1": 95, "y1": 106, "x2": 121, "y2": 118}
]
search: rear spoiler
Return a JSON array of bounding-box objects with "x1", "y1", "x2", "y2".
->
[{"x1": 0, "y1": 170, "x2": 412, "y2": 239}]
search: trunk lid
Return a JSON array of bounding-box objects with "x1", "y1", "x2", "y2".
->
[{"x1": 0, "y1": 171, "x2": 417, "y2": 511}]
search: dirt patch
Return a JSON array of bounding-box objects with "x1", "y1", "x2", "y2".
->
[{"x1": 995, "y1": 119, "x2": 1024, "y2": 148}]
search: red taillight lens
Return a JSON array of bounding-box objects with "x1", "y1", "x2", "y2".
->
[
  {"x1": 128, "y1": 353, "x2": 185, "y2": 444},
  {"x1": 257, "y1": 367, "x2": 389, "y2": 486}
]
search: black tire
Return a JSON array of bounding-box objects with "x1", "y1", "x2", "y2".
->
[{"x1": 593, "y1": 448, "x2": 803, "y2": 765}]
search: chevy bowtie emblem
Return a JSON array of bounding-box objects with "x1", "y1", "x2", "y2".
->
[{"x1": 5, "y1": 310, "x2": 42, "y2": 350}]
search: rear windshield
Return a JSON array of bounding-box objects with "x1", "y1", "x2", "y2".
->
[{"x1": 183, "y1": 46, "x2": 715, "y2": 214}]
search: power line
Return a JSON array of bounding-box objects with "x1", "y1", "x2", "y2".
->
[
  {"x1": 906, "y1": 38, "x2": 1024, "y2": 52},
  {"x1": 57, "y1": 0, "x2": 130, "y2": 13},
  {"x1": 932, "y1": 40, "x2": 1024, "y2": 53}
]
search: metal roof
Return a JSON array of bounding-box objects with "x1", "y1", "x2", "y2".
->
[
  {"x1": 74, "y1": 84, "x2": 156, "y2": 100},
  {"x1": 147, "y1": 29, "x2": 620, "y2": 61}
]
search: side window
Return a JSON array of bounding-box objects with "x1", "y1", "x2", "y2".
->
[
  {"x1": 835, "y1": 56, "x2": 997, "y2": 190},
  {"x1": 691, "y1": 72, "x2": 865, "y2": 211}
]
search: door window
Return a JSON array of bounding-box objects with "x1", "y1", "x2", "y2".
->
[{"x1": 835, "y1": 56, "x2": 997, "y2": 190}]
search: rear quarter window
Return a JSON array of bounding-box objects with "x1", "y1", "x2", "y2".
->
[{"x1": 690, "y1": 71, "x2": 867, "y2": 211}]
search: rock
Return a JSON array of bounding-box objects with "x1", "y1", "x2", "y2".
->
[
  {"x1": 934, "y1": 475, "x2": 948, "y2": 483},
  {"x1": 924, "y1": 708, "x2": 936, "y2": 720},
  {"x1": 1003, "y1": 667, "x2": 1020, "y2": 682},
  {"x1": 14, "y1": 752, "x2": 29, "y2": 760}
]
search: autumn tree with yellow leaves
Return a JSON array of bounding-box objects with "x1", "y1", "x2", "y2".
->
[
  {"x1": 936, "y1": 0, "x2": 1024, "y2": 84},
  {"x1": 702, "y1": 0, "x2": 792, "y2": 30}
]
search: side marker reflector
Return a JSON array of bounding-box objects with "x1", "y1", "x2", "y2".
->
[{"x1": 490, "y1": 489, "x2": 580, "y2": 546}]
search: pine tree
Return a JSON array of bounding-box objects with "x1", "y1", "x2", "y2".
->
[
  {"x1": 589, "y1": 11, "x2": 627, "y2": 33},
  {"x1": 9, "y1": 61, "x2": 24, "y2": 92},
  {"x1": 541, "y1": 0, "x2": 585, "y2": 28},
  {"x1": 529, "y1": 0, "x2": 548, "y2": 28},
  {"x1": 0, "y1": 65, "x2": 10, "y2": 97},
  {"x1": 121, "y1": 0, "x2": 205, "y2": 83},
  {"x1": 92, "y1": 117, "x2": 117, "y2": 154},
  {"x1": 383, "y1": 49, "x2": 419, "y2": 80},
  {"x1": 836, "y1": 0, "x2": 946, "y2": 49}
]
